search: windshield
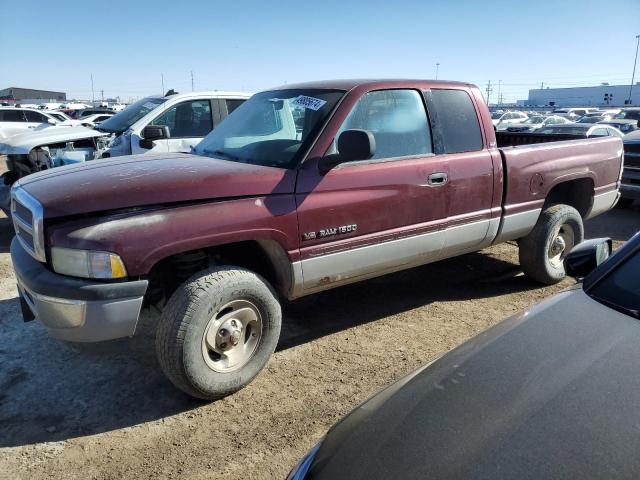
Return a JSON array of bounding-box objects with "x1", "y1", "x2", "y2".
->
[
  {"x1": 195, "y1": 89, "x2": 344, "y2": 169},
  {"x1": 615, "y1": 111, "x2": 640, "y2": 121},
  {"x1": 523, "y1": 116, "x2": 544, "y2": 124},
  {"x1": 577, "y1": 116, "x2": 602, "y2": 123},
  {"x1": 589, "y1": 245, "x2": 640, "y2": 319},
  {"x1": 97, "y1": 97, "x2": 166, "y2": 133}
]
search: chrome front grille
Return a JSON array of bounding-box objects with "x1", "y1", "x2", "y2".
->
[
  {"x1": 624, "y1": 142, "x2": 640, "y2": 169},
  {"x1": 11, "y1": 185, "x2": 45, "y2": 262}
]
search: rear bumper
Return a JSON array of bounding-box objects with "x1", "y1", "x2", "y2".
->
[{"x1": 11, "y1": 237, "x2": 148, "y2": 342}]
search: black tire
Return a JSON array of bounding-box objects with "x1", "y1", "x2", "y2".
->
[
  {"x1": 156, "y1": 266, "x2": 282, "y2": 400},
  {"x1": 616, "y1": 197, "x2": 634, "y2": 209},
  {"x1": 518, "y1": 204, "x2": 584, "y2": 285}
]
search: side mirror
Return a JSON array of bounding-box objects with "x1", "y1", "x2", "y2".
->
[
  {"x1": 318, "y1": 129, "x2": 376, "y2": 174},
  {"x1": 140, "y1": 125, "x2": 170, "y2": 149},
  {"x1": 564, "y1": 238, "x2": 612, "y2": 279}
]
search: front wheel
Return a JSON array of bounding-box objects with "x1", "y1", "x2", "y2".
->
[
  {"x1": 156, "y1": 266, "x2": 282, "y2": 400},
  {"x1": 518, "y1": 204, "x2": 584, "y2": 285}
]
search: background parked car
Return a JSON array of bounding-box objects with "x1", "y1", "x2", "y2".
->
[
  {"x1": 72, "y1": 107, "x2": 116, "y2": 120},
  {"x1": 615, "y1": 107, "x2": 640, "y2": 127},
  {"x1": 536, "y1": 123, "x2": 624, "y2": 138},
  {"x1": 503, "y1": 114, "x2": 570, "y2": 132},
  {"x1": 491, "y1": 110, "x2": 528, "y2": 127},
  {"x1": 598, "y1": 119, "x2": 638, "y2": 134},
  {"x1": 288, "y1": 232, "x2": 640, "y2": 480},
  {"x1": 575, "y1": 112, "x2": 614, "y2": 123},
  {"x1": 0, "y1": 107, "x2": 79, "y2": 139},
  {"x1": 620, "y1": 129, "x2": 640, "y2": 207},
  {"x1": 552, "y1": 107, "x2": 599, "y2": 120},
  {"x1": 79, "y1": 113, "x2": 114, "y2": 127}
]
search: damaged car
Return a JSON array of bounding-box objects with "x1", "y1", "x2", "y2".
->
[{"x1": 0, "y1": 89, "x2": 250, "y2": 215}]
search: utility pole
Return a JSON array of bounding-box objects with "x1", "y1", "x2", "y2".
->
[
  {"x1": 161, "y1": 73, "x2": 165, "y2": 95},
  {"x1": 627, "y1": 34, "x2": 640, "y2": 105},
  {"x1": 485, "y1": 80, "x2": 493, "y2": 105},
  {"x1": 540, "y1": 82, "x2": 544, "y2": 90},
  {"x1": 435, "y1": 63, "x2": 440, "y2": 80},
  {"x1": 498, "y1": 80, "x2": 502, "y2": 106},
  {"x1": 100, "y1": 89, "x2": 104, "y2": 102},
  {"x1": 191, "y1": 71, "x2": 194, "y2": 92},
  {"x1": 90, "y1": 74, "x2": 95, "y2": 104}
]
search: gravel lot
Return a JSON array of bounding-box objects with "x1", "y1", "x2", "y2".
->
[{"x1": 0, "y1": 206, "x2": 638, "y2": 480}]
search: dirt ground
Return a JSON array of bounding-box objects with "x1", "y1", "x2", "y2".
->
[{"x1": 0, "y1": 205, "x2": 639, "y2": 480}]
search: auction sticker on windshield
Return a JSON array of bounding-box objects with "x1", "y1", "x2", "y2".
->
[{"x1": 292, "y1": 95, "x2": 327, "y2": 111}]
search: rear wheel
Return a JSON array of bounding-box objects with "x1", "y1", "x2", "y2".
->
[
  {"x1": 156, "y1": 266, "x2": 282, "y2": 400},
  {"x1": 519, "y1": 204, "x2": 584, "y2": 285}
]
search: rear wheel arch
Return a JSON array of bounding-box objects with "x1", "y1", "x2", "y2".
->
[{"x1": 542, "y1": 177, "x2": 594, "y2": 218}]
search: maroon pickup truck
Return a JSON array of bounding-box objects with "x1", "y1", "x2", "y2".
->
[{"x1": 9, "y1": 80, "x2": 623, "y2": 399}]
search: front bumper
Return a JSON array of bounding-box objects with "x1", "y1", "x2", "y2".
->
[
  {"x1": 620, "y1": 168, "x2": 640, "y2": 200},
  {"x1": 11, "y1": 237, "x2": 148, "y2": 342}
]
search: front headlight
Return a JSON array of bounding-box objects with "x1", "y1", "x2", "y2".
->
[
  {"x1": 51, "y1": 247, "x2": 127, "y2": 279},
  {"x1": 287, "y1": 438, "x2": 324, "y2": 480}
]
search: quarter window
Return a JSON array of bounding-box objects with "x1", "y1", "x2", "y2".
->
[
  {"x1": 337, "y1": 89, "x2": 432, "y2": 160},
  {"x1": 152, "y1": 100, "x2": 213, "y2": 138},
  {"x1": 226, "y1": 99, "x2": 245, "y2": 115},
  {"x1": 430, "y1": 89, "x2": 483, "y2": 153}
]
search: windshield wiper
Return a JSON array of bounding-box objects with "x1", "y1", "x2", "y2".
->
[
  {"x1": 591, "y1": 295, "x2": 640, "y2": 319},
  {"x1": 202, "y1": 149, "x2": 242, "y2": 162}
]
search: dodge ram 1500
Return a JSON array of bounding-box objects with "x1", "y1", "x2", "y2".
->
[{"x1": 10, "y1": 80, "x2": 624, "y2": 399}]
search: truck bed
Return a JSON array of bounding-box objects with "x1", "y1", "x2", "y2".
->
[{"x1": 497, "y1": 135, "x2": 623, "y2": 226}]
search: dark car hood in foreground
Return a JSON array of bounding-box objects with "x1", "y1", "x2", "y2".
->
[
  {"x1": 307, "y1": 288, "x2": 640, "y2": 479},
  {"x1": 17, "y1": 153, "x2": 296, "y2": 218}
]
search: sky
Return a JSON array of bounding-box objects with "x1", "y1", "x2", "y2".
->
[{"x1": 2, "y1": 0, "x2": 639, "y2": 103}]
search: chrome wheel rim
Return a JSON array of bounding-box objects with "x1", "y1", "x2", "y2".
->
[
  {"x1": 201, "y1": 299, "x2": 263, "y2": 373},
  {"x1": 548, "y1": 223, "x2": 575, "y2": 269}
]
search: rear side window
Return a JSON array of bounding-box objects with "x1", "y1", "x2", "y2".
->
[
  {"x1": 226, "y1": 99, "x2": 245, "y2": 114},
  {"x1": 431, "y1": 89, "x2": 483, "y2": 153},
  {"x1": 1, "y1": 110, "x2": 27, "y2": 122},
  {"x1": 338, "y1": 89, "x2": 432, "y2": 160}
]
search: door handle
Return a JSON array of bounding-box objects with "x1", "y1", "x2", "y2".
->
[{"x1": 427, "y1": 172, "x2": 448, "y2": 186}]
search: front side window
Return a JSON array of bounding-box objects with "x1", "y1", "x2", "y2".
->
[
  {"x1": 336, "y1": 89, "x2": 432, "y2": 160},
  {"x1": 431, "y1": 89, "x2": 483, "y2": 153},
  {"x1": 590, "y1": 128, "x2": 609, "y2": 137},
  {"x1": 195, "y1": 89, "x2": 343, "y2": 169},
  {"x1": 152, "y1": 100, "x2": 213, "y2": 138}
]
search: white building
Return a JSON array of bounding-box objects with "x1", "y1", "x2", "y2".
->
[{"x1": 518, "y1": 83, "x2": 640, "y2": 107}]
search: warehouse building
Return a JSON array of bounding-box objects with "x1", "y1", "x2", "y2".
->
[
  {"x1": 0, "y1": 87, "x2": 66, "y2": 102},
  {"x1": 517, "y1": 83, "x2": 640, "y2": 107}
]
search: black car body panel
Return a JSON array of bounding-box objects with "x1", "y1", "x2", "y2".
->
[{"x1": 306, "y1": 286, "x2": 640, "y2": 479}]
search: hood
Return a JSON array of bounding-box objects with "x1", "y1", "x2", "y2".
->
[
  {"x1": 308, "y1": 289, "x2": 640, "y2": 479},
  {"x1": 0, "y1": 125, "x2": 107, "y2": 155},
  {"x1": 624, "y1": 129, "x2": 640, "y2": 142},
  {"x1": 17, "y1": 153, "x2": 297, "y2": 218}
]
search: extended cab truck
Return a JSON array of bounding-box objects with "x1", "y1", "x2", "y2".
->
[{"x1": 9, "y1": 80, "x2": 623, "y2": 400}]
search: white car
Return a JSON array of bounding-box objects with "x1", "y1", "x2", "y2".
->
[
  {"x1": 78, "y1": 113, "x2": 114, "y2": 127},
  {"x1": 0, "y1": 107, "x2": 80, "y2": 139},
  {"x1": 501, "y1": 115, "x2": 571, "y2": 132},
  {"x1": 551, "y1": 107, "x2": 600, "y2": 120},
  {"x1": 0, "y1": 90, "x2": 251, "y2": 185},
  {"x1": 491, "y1": 111, "x2": 528, "y2": 127}
]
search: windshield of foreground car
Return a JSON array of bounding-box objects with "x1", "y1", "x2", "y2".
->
[
  {"x1": 195, "y1": 89, "x2": 344, "y2": 168},
  {"x1": 589, "y1": 246, "x2": 640, "y2": 319},
  {"x1": 97, "y1": 97, "x2": 167, "y2": 133}
]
